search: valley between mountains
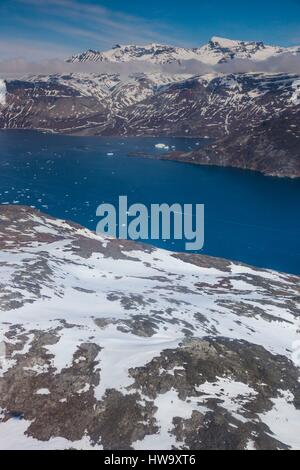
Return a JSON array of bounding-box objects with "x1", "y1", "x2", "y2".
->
[{"x1": 0, "y1": 36, "x2": 299, "y2": 177}]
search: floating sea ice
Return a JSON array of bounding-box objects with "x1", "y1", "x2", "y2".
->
[
  {"x1": 155, "y1": 144, "x2": 169, "y2": 150},
  {"x1": 107, "y1": 152, "x2": 114, "y2": 156},
  {"x1": 155, "y1": 143, "x2": 166, "y2": 149}
]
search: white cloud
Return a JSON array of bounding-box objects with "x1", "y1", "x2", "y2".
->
[
  {"x1": 215, "y1": 53, "x2": 300, "y2": 74},
  {"x1": 1, "y1": 53, "x2": 300, "y2": 79},
  {"x1": 0, "y1": 58, "x2": 162, "y2": 78}
]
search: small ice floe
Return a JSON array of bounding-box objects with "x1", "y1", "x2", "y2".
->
[
  {"x1": 107, "y1": 152, "x2": 114, "y2": 156},
  {"x1": 155, "y1": 143, "x2": 169, "y2": 150}
]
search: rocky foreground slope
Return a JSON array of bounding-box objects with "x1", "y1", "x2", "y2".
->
[{"x1": 0, "y1": 205, "x2": 299, "y2": 450}]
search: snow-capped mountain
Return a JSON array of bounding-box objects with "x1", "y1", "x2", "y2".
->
[
  {"x1": 0, "y1": 205, "x2": 299, "y2": 449},
  {"x1": 67, "y1": 43, "x2": 201, "y2": 64},
  {"x1": 67, "y1": 36, "x2": 300, "y2": 65},
  {"x1": 198, "y1": 36, "x2": 300, "y2": 64}
]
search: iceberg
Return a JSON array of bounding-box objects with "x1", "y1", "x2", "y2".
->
[{"x1": 155, "y1": 143, "x2": 169, "y2": 150}]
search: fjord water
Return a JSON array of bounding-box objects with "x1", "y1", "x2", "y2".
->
[{"x1": 0, "y1": 130, "x2": 299, "y2": 275}]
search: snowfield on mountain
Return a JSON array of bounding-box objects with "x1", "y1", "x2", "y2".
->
[
  {"x1": 0, "y1": 80, "x2": 6, "y2": 107},
  {"x1": 67, "y1": 37, "x2": 300, "y2": 65},
  {"x1": 0, "y1": 205, "x2": 299, "y2": 450}
]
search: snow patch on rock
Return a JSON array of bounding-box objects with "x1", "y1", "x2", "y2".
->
[
  {"x1": 291, "y1": 80, "x2": 300, "y2": 105},
  {"x1": 0, "y1": 79, "x2": 6, "y2": 106},
  {"x1": 35, "y1": 389, "x2": 51, "y2": 395},
  {"x1": 260, "y1": 390, "x2": 300, "y2": 450}
]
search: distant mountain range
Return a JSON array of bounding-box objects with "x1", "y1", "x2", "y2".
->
[{"x1": 67, "y1": 36, "x2": 300, "y2": 65}]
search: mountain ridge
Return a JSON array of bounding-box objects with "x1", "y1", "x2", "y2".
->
[{"x1": 67, "y1": 36, "x2": 300, "y2": 65}]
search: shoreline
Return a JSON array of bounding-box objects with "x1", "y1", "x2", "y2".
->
[{"x1": 0, "y1": 128, "x2": 299, "y2": 179}]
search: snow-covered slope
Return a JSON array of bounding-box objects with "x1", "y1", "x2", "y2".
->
[
  {"x1": 291, "y1": 79, "x2": 300, "y2": 105},
  {"x1": 67, "y1": 37, "x2": 300, "y2": 65},
  {"x1": 2, "y1": 71, "x2": 299, "y2": 137},
  {"x1": 67, "y1": 43, "x2": 205, "y2": 64},
  {"x1": 0, "y1": 205, "x2": 299, "y2": 450},
  {"x1": 0, "y1": 79, "x2": 6, "y2": 106},
  {"x1": 196, "y1": 36, "x2": 300, "y2": 65}
]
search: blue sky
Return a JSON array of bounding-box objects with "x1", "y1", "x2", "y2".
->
[{"x1": 0, "y1": 0, "x2": 300, "y2": 59}]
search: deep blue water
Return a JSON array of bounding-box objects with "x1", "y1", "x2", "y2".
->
[{"x1": 0, "y1": 130, "x2": 299, "y2": 275}]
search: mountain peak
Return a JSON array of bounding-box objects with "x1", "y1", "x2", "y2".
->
[{"x1": 210, "y1": 36, "x2": 242, "y2": 47}]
